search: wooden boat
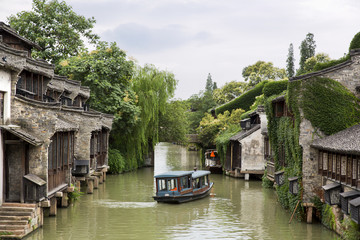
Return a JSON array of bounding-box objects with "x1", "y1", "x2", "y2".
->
[
  {"x1": 204, "y1": 149, "x2": 223, "y2": 174},
  {"x1": 153, "y1": 170, "x2": 213, "y2": 203}
]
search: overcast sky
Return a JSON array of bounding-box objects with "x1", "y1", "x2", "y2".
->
[{"x1": 2, "y1": 0, "x2": 360, "y2": 99}]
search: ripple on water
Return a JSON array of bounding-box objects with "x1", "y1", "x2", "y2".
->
[{"x1": 95, "y1": 199, "x2": 157, "y2": 209}]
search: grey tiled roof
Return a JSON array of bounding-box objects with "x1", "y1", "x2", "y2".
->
[
  {"x1": 0, "y1": 22, "x2": 41, "y2": 50},
  {"x1": 1, "y1": 126, "x2": 43, "y2": 146},
  {"x1": 230, "y1": 124, "x2": 261, "y2": 141},
  {"x1": 311, "y1": 123, "x2": 360, "y2": 155}
]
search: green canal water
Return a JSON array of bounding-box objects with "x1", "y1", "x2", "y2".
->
[{"x1": 25, "y1": 142, "x2": 337, "y2": 240}]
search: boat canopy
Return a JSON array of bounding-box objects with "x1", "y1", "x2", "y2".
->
[
  {"x1": 154, "y1": 171, "x2": 193, "y2": 178},
  {"x1": 154, "y1": 170, "x2": 211, "y2": 179},
  {"x1": 192, "y1": 170, "x2": 211, "y2": 179}
]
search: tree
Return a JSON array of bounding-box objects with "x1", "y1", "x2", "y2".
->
[
  {"x1": 298, "y1": 33, "x2": 316, "y2": 75},
  {"x1": 8, "y1": 0, "x2": 99, "y2": 65},
  {"x1": 58, "y1": 41, "x2": 139, "y2": 131},
  {"x1": 213, "y1": 80, "x2": 246, "y2": 105},
  {"x1": 197, "y1": 108, "x2": 244, "y2": 148},
  {"x1": 117, "y1": 64, "x2": 177, "y2": 169},
  {"x1": 205, "y1": 73, "x2": 215, "y2": 94},
  {"x1": 159, "y1": 100, "x2": 189, "y2": 143},
  {"x1": 303, "y1": 53, "x2": 331, "y2": 72},
  {"x1": 242, "y1": 61, "x2": 286, "y2": 88},
  {"x1": 286, "y1": 43, "x2": 295, "y2": 78}
]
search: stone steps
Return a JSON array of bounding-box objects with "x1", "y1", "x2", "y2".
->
[
  {"x1": 0, "y1": 203, "x2": 37, "y2": 239},
  {"x1": 0, "y1": 229, "x2": 25, "y2": 239},
  {"x1": 0, "y1": 220, "x2": 28, "y2": 225},
  {"x1": 0, "y1": 211, "x2": 32, "y2": 217},
  {"x1": 0, "y1": 216, "x2": 30, "y2": 221},
  {"x1": 1, "y1": 203, "x2": 36, "y2": 208}
]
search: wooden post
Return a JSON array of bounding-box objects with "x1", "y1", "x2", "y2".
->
[
  {"x1": 49, "y1": 197, "x2": 57, "y2": 216},
  {"x1": 307, "y1": 206, "x2": 313, "y2": 224},
  {"x1": 99, "y1": 173, "x2": 104, "y2": 184},
  {"x1": 94, "y1": 177, "x2": 99, "y2": 189},
  {"x1": 61, "y1": 192, "x2": 68, "y2": 207},
  {"x1": 87, "y1": 178, "x2": 94, "y2": 194},
  {"x1": 75, "y1": 180, "x2": 81, "y2": 189},
  {"x1": 103, "y1": 171, "x2": 106, "y2": 182}
]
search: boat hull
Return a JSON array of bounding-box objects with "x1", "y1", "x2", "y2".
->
[{"x1": 153, "y1": 183, "x2": 214, "y2": 203}]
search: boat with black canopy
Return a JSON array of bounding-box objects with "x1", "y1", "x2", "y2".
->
[{"x1": 153, "y1": 169, "x2": 213, "y2": 203}]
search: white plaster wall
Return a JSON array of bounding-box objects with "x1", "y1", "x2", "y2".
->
[
  {"x1": 0, "y1": 69, "x2": 11, "y2": 124},
  {"x1": 240, "y1": 128, "x2": 265, "y2": 171},
  {"x1": 259, "y1": 112, "x2": 268, "y2": 134},
  {"x1": 0, "y1": 129, "x2": 3, "y2": 206}
]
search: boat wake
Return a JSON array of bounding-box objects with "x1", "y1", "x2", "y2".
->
[{"x1": 95, "y1": 199, "x2": 157, "y2": 209}]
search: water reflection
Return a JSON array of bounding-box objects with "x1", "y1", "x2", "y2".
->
[{"x1": 25, "y1": 142, "x2": 336, "y2": 240}]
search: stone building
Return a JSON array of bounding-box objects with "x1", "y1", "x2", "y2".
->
[
  {"x1": 0, "y1": 22, "x2": 113, "y2": 238},
  {"x1": 283, "y1": 49, "x2": 360, "y2": 228},
  {"x1": 224, "y1": 106, "x2": 267, "y2": 179}
]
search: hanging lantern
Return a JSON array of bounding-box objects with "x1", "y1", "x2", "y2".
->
[
  {"x1": 322, "y1": 182, "x2": 341, "y2": 205},
  {"x1": 340, "y1": 191, "x2": 360, "y2": 215},
  {"x1": 288, "y1": 177, "x2": 299, "y2": 195},
  {"x1": 274, "y1": 170, "x2": 285, "y2": 186}
]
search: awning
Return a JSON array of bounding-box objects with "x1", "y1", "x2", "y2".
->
[{"x1": 1, "y1": 125, "x2": 43, "y2": 146}]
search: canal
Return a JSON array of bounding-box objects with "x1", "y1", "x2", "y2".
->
[{"x1": 26, "y1": 142, "x2": 337, "y2": 239}]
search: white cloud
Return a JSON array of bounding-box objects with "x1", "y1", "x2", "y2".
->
[{"x1": 1, "y1": 0, "x2": 360, "y2": 99}]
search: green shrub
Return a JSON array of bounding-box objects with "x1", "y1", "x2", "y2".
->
[
  {"x1": 215, "y1": 80, "x2": 268, "y2": 115},
  {"x1": 261, "y1": 170, "x2": 273, "y2": 188},
  {"x1": 312, "y1": 55, "x2": 350, "y2": 72},
  {"x1": 349, "y1": 32, "x2": 360, "y2": 51},
  {"x1": 341, "y1": 217, "x2": 360, "y2": 240},
  {"x1": 322, "y1": 204, "x2": 336, "y2": 230},
  {"x1": 68, "y1": 185, "x2": 83, "y2": 202},
  {"x1": 263, "y1": 80, "x2": 288, "y2": 98},
  {"x1": 108, "y1": 148, "x2": 126, "y2": 174}
]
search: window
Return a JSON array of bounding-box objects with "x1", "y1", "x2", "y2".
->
[
  {"x1": 318, "y1": 150, "x2": 360, "y2": 189},
  {"x1": 17, "y1": 71, "x2": 46, "y2": 101},
  {"x1": 204, "y1": 175, "x2": 209, "y2": 186},
  {"x1": 180, "y1": 176, "x2": 191, "y2": 189},
  {"x1": 48, "y1": 131, "x2": 75, "y2": 170},
  {"x1": 158, "y1": 179, "x2": 167, "y2": 191},
  {"x1": 193, "y1": 178, "x2": 201, "y2": 189},
  {"x1": 167, "y1": 179, "x2": 177, "y2": 191}
]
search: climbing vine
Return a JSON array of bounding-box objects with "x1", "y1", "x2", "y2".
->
[
  {"x1": 301, "y1": 77, "x2": 360, "y2": 135},
  {"x1": 264, "y1": 81, "x2": 303, "y2": 218}
]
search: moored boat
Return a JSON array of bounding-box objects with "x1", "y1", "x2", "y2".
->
[
  {"x1": 204, "y1": 149, "x2": 223, "y2": 174},
  {"x1": 153, "y1": 170, "x2": 213, "y2": 203}
]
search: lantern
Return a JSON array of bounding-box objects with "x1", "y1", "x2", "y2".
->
[
  {"x1": 274, "y1": 170, "x2": 285, "y2": 186},
  {"x1": 322, "y1": 182, "x2": 341, "y2": 205},
  {"x1": 349, "y1": 197, "x2": 360, "y2": 224},
  {"x1": 340, "y1": 191, "x2": 360, "y2": 215},
  {"x1": 288, "y1": 177, "x2": 299, "y2": 195},
  {"x1": 240, "y1": 118, "x2": 251, "y2": 130}
]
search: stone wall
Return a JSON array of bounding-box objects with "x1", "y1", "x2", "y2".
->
[
  {"x1": 11, "y1": 96, "x2": 113, "y2": 195},
  {"x1": 299, "y1": 116, "x2": 323, "y2": 203},
  {"x1": 240, "y1": 128, "x2": 265, "y2": 171},
  {"x1": 322, "y1": 54, "x2": 360, "y2": 98}
]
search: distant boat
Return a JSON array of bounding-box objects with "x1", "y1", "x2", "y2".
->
[
  {"x1": 153, "y1": 170, "x2": 213, "y2": 203},
  {"x1": 204, "y1": 149, "x2": 223, "y2": 174}
]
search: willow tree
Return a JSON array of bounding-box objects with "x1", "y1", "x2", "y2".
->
[
  {"x1": 113, "y1": 64, "x2": 178, "y2": 169},
  {"x1": 57, "y1": 41, "x2": 141, "y2": 173}
]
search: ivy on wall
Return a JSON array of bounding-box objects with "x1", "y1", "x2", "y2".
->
[
  {"x1": 300, "y1": 77, "x2": 360, "y2": 135},
  {"x1": 264, "y1": 76, "x2": 360, "y2": 221},
  {"x1": 265, "y1": 91, "x2": 303, "y2": 217}
]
